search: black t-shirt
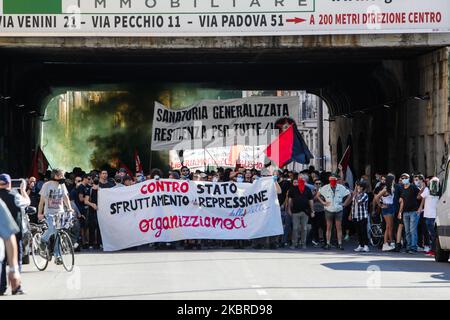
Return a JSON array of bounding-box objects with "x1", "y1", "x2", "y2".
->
[
  {"x1": 288, "y1": 187, "x2": 313, "y2": 214},
  {"x1": 400, "y1": 185, "x2": 420, "y2": 212},
  {"x1": 75, "y1": 184, "x2": 87, "y2": 211},
  {"x1": 99, "y1": 180, "x2": 115, "y2": 189},
  {"x1": 277, "y1": 180, "x2": 291, "y2": 206},
  {"x1": 85, "y1": 187, "x2": 98, "y2": 214}
]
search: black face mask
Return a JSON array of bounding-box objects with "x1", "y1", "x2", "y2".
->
[{"x1": 55, "y1": 178, "x2": 65, "y2": 185}]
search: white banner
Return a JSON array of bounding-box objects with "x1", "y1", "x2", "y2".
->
[
  {"x1": 0, "y1": 0, "x2": 449, "y2": 36},
  {"x1": 97, "y1": 177, "x2": 283, "y2": 251},
  {"x1": 151, "y1": 96, "x2": 299, "y2": 151},
  {"x1": 169, "y1": 145, "x2": 268, "y2": 170}
]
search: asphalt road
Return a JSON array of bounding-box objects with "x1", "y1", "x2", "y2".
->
[{"x1": 3, "y1": 245, "x2": 450, "y2": 300}]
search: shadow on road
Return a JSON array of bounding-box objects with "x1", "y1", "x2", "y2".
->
[{"x1": 322, "y1": 259, "x2": 450, "y2": 281}]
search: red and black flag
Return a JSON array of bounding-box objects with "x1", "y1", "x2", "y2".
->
[
  {"x1": 30, "y1": 146, "x2": 50, "y2": 178},
  {"x1": 264, "y1": 119, "x2": 313, "y2": 168}
]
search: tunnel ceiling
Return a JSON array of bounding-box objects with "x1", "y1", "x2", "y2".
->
[{"x1": 0, "y1": 44, "x2": 443, "y2": 117}]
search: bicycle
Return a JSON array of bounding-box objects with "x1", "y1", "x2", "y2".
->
[
  {"x1": 368, "y1": 211, "x2": 384, "y2": 248},
  {"x1": 31, "y1": 210, "x2": 75, "y2": 272}
]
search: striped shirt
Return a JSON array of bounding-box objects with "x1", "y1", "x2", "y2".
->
[{"x1": 351, "y1": 192, "x2": 369, "y2": 221}]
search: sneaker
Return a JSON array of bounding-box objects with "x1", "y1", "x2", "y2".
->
[
  {"x1": 55, "y1": 257, "x2": 63, "y2": 265},
  {"x1": 89, "y1": 246, "x2": 94, "y2": 250},
  {"x1": 312, "y1": 240, "x2": 319, "y2": 247},
  {"x1": 323, "y1": 244, "x2": 331, "y2": 250},
  {"x1": 389, "y1": 242, "x2": 396, "y2": 249},
  {"x1": 344, "y1": 234, "x2": 350, "y2": 241},
  {"x1": 354, "y1": 245, "x2": 363, "y2": 252},
  {"x1": 423, "y1": 246, "x2": 431, "y2": 253},
  {"x1": 362, "y1": 245, "x2": 370, "y2": 253},
  {"x1": 382, "y1": 243, "x2": 392, "y2": 251},
  {"x1": 426, "y1": 250, "x2": 435, "y2": 256},
  {"x1": 289, "y1": 245, "x2": 296, "y2": 250},
  {"x1": 12, "y1": 286, "x2": 25, "y2": 295},
  {"x1": 302, "y1": 244, "x2": 307, "y2": 250},
  {"x1": 417, "y1": 246, "x2": 425, "y2": 252},
  {"x1": 337, "y1": 244, "x2": 344, "y2": 250},
  {"x1": 73, "y1": 242, "x2": 79, "y2": 250},
  {"x1": 393, "y1": 243, "x2": 402, "y2": 252},
  {"x1": 407, "y1": 249, "x2": 417, "y2": 254}
]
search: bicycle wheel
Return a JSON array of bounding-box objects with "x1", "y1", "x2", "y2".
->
[
  {"x1": 58, "y1": 230, "x2": 75, "y2": 272},
  {"x1": 31, "y1": 233, "x2": 49, "y2": 271}
]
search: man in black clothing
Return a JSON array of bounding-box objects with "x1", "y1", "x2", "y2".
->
[
  {"x1": 398, "y1": 173, "x2": 421, "y2": 253},
  {"x1": 288, "y1": 176, "x2": 314, "y2": 249},
  {"x1": 278, "y1": 173, "x2": 292, "y2": 247}
]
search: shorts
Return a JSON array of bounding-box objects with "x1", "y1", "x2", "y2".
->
[
  {"x1": 325, "y1": 210, "x2": 343, "y2": 221},
  {"x1": 381, "y1": 204, "x2": 395, "y2": 216}
]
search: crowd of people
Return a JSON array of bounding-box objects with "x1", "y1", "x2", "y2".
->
[{"x1": 0, "y1": 163, "x2": 441, "y2": 295}]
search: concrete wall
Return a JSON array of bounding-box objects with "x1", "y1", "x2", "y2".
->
[{"x1": 328, "y1": 47, "x2": 450, "y2": 180}]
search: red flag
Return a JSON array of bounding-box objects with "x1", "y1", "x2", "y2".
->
[
  {"x1": 30, "y1": 147, "x2": 49, "y2": 178},
  {"x1": 264, "y1": 123, "x2": 313, "y2": 168},
  {"x1": 339, "y1": 146, "x2": 351, "y2": 171},
  {"x1": 134, "y1": 148, "x2": 143, "y2": 175}
]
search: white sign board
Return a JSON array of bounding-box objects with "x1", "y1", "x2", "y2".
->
[
  {"x1": 151, "y1": 96, "x2": 299, "y2": 151},
  {"x1": 97, "y1": 177, "x2": 283, "y2": 251},
  {"x1": 169, "y1": 145, "x2": 268, "y2": 170},
  {"x1": 0, "y1": 0, "x2": 449, "y2": 37}
]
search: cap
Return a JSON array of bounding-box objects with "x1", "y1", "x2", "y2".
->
[
  {"x1": 0, "y1": 173, "x2": 11, "y2": 185},
  {"x1": 401, "y1": 173, "x2": 410, "y2": 179},
  {"x1": 119, "y1": 168, "x2": 127, "y2": 173},
  {"x1": 329, "y1": 173, "x2": 338, "y2": 179}
]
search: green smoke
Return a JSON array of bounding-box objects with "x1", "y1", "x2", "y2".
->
[{"x1": 41, "y1": 85, "x2": 241, "y2": 174}]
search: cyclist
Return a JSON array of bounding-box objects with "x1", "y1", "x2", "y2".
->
[{"x1": 37, "y1": 169, "x2": 74, "y2": 265}]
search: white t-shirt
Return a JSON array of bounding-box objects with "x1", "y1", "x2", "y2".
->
[
  {"x1": 421, "y1": 187, "x2": 439, "y2": 219},
  {"x1": 39, "y1": 181, "x2": 68, "y2": 216}
]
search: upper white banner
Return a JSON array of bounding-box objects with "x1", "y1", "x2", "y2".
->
[
  {"x1": 151, "y1": 96, "x2": 299, "y2": 151},
  {"x1": 0, "y1": 0, "x2": 449, "y2": 37}
]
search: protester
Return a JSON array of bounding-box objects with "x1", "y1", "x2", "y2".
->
[
  {"x1": 317, "y1": 174, "x2": 352, "y2": 250},
  {"x1": 350, "y1": 181, "x2": 370, "y2": 253},
  {"x1": 374, "y1": 174, "x2": 396, "y2": 251},
  {"x1": 85, "y1": 178, "x2": 101, "y2": 250},
  {"x1": 418, "y1": 177, "x2": 439, "y2": 256},
  {"x1": 311, "y1": 179, "x2": 326, "y2": 247},
  {"x1": 0, "y1": 175, "x2": 29, "y2": 295},
  {"x1": 99, "y1": 170, "x2": 115, "y2": 189},
  {"x1": 0, "y1": 199, "x2": 21, "y2": 296},
  {"x1": 277, "y1": 172, "x2": 292, "y2": 247},
  {"x1": 38, "y1": 169, "x2": 74, "y2": 264},
  {"x1": 414, "y1": 174, "x2": 429, "y2": 252},
  {"x1": 288, "y1": 175, "x2": 314, "y2": 249},
  {"x1": 398, "y1": 173, "x2": 421, "y2": 254}
]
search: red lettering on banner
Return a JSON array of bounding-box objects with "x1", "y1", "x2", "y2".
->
[
  {"x1": 139, "y1": 180, "x2": 190, "y2": 195},
  {"x1": 139, "y1": 219, "x2": 149, "y2": 232},
  {"x1": 138, "y1": 215, "x2": 248, "y2": 237}
]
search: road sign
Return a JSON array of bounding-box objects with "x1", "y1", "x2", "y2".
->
[{"x1": 0, "y1": 0, "x2": 449, "y2": 37}]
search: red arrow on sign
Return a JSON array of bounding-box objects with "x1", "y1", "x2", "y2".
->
[{"x1": 286, "y1": 17, "x2": 306, "y2": 24}]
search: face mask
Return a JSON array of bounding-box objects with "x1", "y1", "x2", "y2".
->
[
  {"x1": 58, "y1": 179, "x2": 65, "y2": 185},
  {"x1": 236, "y1": 177, "x2": 244, "y2": 183},
  {"x1": 298, "y1": 179, "x2": 305, "y2": 193},
  {"x1": 329, "y1": 179, "x2": 337, "y2": 188},
  {"x1": 154, "y1": 175, "x2": 160, "y2": 180},
  {"x1": 212, "y1": 177, "x2": 219, "y2": 182},
  {"x1": 402, "y1": 179, "x2": 410, "y2": 185}
]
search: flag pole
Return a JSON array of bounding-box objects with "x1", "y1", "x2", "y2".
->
[{"x1": 338, "y1": 145, "x2": 351, "y2": 166}]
